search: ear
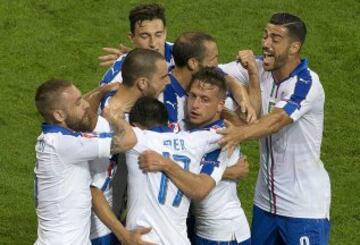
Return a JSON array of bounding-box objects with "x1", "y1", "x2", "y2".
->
[
  {"x1": 217, "y1": 99, "x2": 225, "y2": 113},
  {"x1": 187, "y1": 57, "x2": 199, "y2": 72},
  {"x1": 136, "y1": 77, "x2": 149, "y2": 92},
  {"x1": 52, "y1": 109, "x2": 66, "y2": 123},
  {"x1": 128, "y1": 32, "x2": 134, "y2": 43},
  {"x1": 289, "y1": 41, "x2": 301, "y2": 55}
]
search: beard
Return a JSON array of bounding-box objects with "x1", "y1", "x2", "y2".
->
[{"x1": 66, "y1": 110, "x2": 94, "y2": 132}]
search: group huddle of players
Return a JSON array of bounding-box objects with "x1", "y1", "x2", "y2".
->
[{"x1": 34, "y1": 3, "x2": 331, "y2": 245}]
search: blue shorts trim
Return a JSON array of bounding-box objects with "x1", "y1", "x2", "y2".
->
[
  {"x1": 194, "y1": 234, "x2": 251, "y2": 245},
  {"x1": 91, "y1": 233, "x2": 120, "y2": 245},
  {"x1": 251, "y1": 205, "x2": 330, "y2": 245}
]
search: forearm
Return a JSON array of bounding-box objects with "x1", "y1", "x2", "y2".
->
[
  {"x1": 222, "y1": 109, "x2": 247, "y2": 126},
  {"x1": 91, "y1": 187, "x2": 129, "y2": 242},
  {"x1": 164, "y1": 160, "x2": 215, "y2": 201},
  {"x1": 248, "y1": 72, "x2": 261, "y2": 116},
  {"x1": 238, "y1": 109, "x2": 292, "y2": 141},
  {"x1": 226, "y1": 75, "x2": 251, "y2": 106},
  {"x1": 111, "y1": 120, "x2": 136, "y2": 154}
]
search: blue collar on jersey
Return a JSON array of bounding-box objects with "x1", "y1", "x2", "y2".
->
[
  {"x1": 201, "y1": 119, "x2": 224, "y2": 129},
  {"x1": 188, "y1": 119, "x2": 224, "y2": 132},
  {"x1": 149, "y1": 125, "x2": 174, "y2": 133},
  {"x1": 41, "y1": 123, "x2": 113, "y2": 138},
  {"x1": 41, "y1": 123, "x2": 81, "y2": 136},
  {"x1": 163, "y1": 72, "x2": 187, "y2": 124},
  {"x1": 169, "y1": 73, "x2": 187, "y2": 97},
  {"x1": 164, "y1": 42, "x2": 173, "y2": 63},
  {"x1": 289, "y1": 59, "x2": 308, "y2": 77}
]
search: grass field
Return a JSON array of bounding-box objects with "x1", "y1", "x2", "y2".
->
[{"x1": 1, "y1": 0, "x2": 359, "y2": 244}]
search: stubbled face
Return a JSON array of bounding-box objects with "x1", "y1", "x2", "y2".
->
[
  {"x1": 60, "y1": 85, "x2": 93, "y2": 132},
  {"x1": 186, "y1": 80, "x2": 224, "y2": 127},
  {"x1": 130, "y1": 19, "x2": 167, "y2": 56},
  {"x1": 144, "y1": 59, "x2": 170, "y2": 97},
  {"x1": 262, "y1": 23, "x2": 292, "y2": 71},
  {"x1": 197, "y1": 40, "x2": 219, "y2": 70}
]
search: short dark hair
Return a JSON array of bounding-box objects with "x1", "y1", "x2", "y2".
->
[
  {"x1": 129, "y1": 96, "x2": 168, "y2": 129},
  {"x1": 121, "y1": 48, "x2": 165, "y2": 87},
  {"x1": 129, "y1": 3, "x2": 166, "y2": 33},
  {"x1": 270, "y1": 12, "x2": 307, "y2": 44},
  {"x1": 35, "y1": 79, "x2": 72, "y2": 121},
  {"x1": 189, "y1": 67, "x2": 227, "y2": 98},
  {"x1": 172, "y1": 32, "x2": 216, "y2": 67}
]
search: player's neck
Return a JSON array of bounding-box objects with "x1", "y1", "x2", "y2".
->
[
  {"x1": 172, "y1": 67, "x2": 193, "y2": 91},
  {"x1": 272, "y1": 57, "x2": 301, "y2": 83}
]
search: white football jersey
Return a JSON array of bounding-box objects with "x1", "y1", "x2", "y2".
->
[
  {"x1": 192, "y1": 119, "x2": 251, "y2": 242},
  {"x1": 126, "y1": 126, "x2": 226, "y2": 245},
  {"x1": 34, "y1": 124, "x2": 112, "y2": 245},
  {"x1": 88, "y1": 116, "x2": 116, "y2": 240},
  {"x1": 220, "y1": 59, "x2": 330, "y2": 219},
  {"x1": 100, "y1": 42, "x2": 175, "y2": 86}
]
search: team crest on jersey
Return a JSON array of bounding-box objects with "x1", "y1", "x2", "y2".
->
[
  {"x1": 200, "y1": 158, "x2": 220, "y2": 167},
  {"x1": 168, "y1": 122, "x2": 180, "y2": 133}
]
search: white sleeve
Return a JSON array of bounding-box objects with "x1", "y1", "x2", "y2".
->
[
  {"x1": 192, "y1": 130, "x2": 222, "y2": 155},
  {"x1": 219, "y1": 61, "x2": 249, "y2": 85},
  {"x1": 59, "y1": 133, "x2": 112, "y2": 164}
]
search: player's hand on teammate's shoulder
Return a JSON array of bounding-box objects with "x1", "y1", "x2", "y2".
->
[
  {"x1": 217, "y1": 119, "x2": 245, "y2": 155},
  {"x1": 122, "y1": 226, "x2": 157, "y2": 245},
  {"x1": 98, "y1": 43, "x2": 131, "y2": 67}
]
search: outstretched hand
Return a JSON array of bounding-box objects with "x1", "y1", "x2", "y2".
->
[{"x1": 98, "y1": 43, "x2": 131, "y2": 67}]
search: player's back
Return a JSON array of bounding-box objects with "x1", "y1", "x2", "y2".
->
[{"x1": 126, "y1": 126, "x2": 220, "y2": 244}]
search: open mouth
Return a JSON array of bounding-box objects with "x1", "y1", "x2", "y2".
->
[{"x1": 263, "y1": 51, "x2": 275, "y2": 66}]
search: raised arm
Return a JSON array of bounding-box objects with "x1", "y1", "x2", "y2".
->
[
  {"x1": 102, "y1": 107, "x2": 137, "y2": 154},
  {"x1": 225, "y1": 75, "x2": 257, "y2": 123},
  {"x1": 98, "y1": 44, "x2": 131, "y2": 67},
  {"x1": 83, "y1": 83, "x2": 120, "y2": 131},
  {"x1": 236, "y1": 50, "x2": 261, "y2": 116}
]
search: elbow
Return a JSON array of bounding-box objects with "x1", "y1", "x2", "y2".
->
[
  {"x1": 191, "y1": 189, "x2": 210, "y2": 201},
  {"x1": 191, "y1": 181, "x2": 214, "y2": 201}
]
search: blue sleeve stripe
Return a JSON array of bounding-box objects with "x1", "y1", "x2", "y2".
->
[
  {"x1": 200, "y1": 149, "x2": 221, "y2": 175},
  {"x1": 283, "y1": 70, "x2": 312, "y2": 116},
  {"x1": 100, "y1": 57, "x2": 125, "y2": 85}
]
